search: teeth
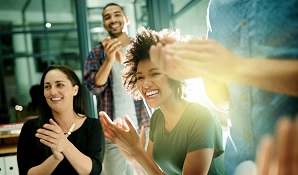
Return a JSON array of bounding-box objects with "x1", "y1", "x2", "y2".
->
[
  {"x1": 51, "y1": 97, "x2": 62, "y2": 101},
  {"x1": 110, "y1": 24, "x2": 120, "y2": 29},
  {"x1": 146, "y1": 90, "x2": 158, "y2": 96}
]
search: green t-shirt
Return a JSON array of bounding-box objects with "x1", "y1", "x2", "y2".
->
[{"x1": 149, "y1": 103, "x2": 225, "y2": 175}]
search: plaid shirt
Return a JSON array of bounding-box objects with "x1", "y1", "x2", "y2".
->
[{"x1": 84, "y1": 42, "x2": 150, "y2": 128}]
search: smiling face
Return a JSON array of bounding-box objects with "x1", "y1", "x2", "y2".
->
[
  {"x1": 136, "y1": 59, "x2": 174, "y2": 108},
  {"x1": 43, "y1": 69, "x2": 78, "y2": 113},
  {"x1": 102, "y1": 5, "x2": 129, "y2": 38}
]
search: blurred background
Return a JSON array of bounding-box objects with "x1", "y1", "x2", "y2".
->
[{"x1": 0, "y1": 0, "x2": 227, "y2": 125}]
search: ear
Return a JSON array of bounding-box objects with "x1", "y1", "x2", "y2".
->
[
  {"x1": 125, "y1": 16, "x2": 130, "y2": 25},
  {"x1": 73, "y1": 85, "x2": 79, "y2": 96}
]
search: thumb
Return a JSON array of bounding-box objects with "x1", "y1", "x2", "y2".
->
[{"x1": 49, "y1": 118, "x2": 59, "y2": 126}]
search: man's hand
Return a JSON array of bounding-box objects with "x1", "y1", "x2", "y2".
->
[
  {"x1": 102, "y1": 36, "x2": 123, "y2": 63},
  {"x1": 256, "y1": 116, "x2": 298, "y2": 175}
]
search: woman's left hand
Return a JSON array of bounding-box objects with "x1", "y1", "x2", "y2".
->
[
  {"x1": 99, "y1": 111, "x2": 144, "y2": 155},
  {"x1": 35, "y1": 119, "x2": 71, "y2": 155}
]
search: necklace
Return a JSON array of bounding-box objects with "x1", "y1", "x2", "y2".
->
[{"x1": 65, "y1": 123, "x2": 76, "y2": 137}]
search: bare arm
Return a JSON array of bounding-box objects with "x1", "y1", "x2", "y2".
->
[
  {"x1": 28, "y1": 155, "x2": 61, "y2": 175},
  {"x1": 150, "y1": 39, "x2": 298, "y2": 97},
  {"x1": 183, "y1": 148, "x2": 214, "y2": 175},
  {"x1": 94, "y1": 37, "x2": 122, "y2": 86},
  {"x1": 35, "y1": 119, "x2": 94, "y2": 175},
  {"x1": 168, "y1": 39, "x2": 298, "y2": 96},
  {"x1": 232, "y1": 58, "x2": 298, "y2": 96}
]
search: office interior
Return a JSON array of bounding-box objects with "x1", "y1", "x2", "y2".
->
[
  {"x1": 1, "y1": 0, "x2": 229, "y2": 125},
  {"x1": 0, "y1": 0, "x2": 230, "y2": 173}
]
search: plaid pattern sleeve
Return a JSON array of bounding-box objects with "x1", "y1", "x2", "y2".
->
[
  {"x1": 134, "y1": 99, "x2": 151, "y2": 128},
  {"x1": 84, "y1": 42, "x2": 107, "y2": 95}
]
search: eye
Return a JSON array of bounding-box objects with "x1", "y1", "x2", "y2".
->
[
  {"x1": 151, "y1": 72, "x2": 160, "y2": 76},
  {"x1": 57, "y1": 83, "x2": 65, "y2": 88},
  {"x1": 136, "y1": 76, "x2": 144, "y2": 81},
  {"x1": 104, "y1": 16, "x2": 110, "y2": 20},
  {"x1": 44, "y1": 85, "x2": 50, "y2": 90}
]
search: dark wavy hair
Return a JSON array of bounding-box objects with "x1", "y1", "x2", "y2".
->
[
  {"x1": 122, "y1": 27, "x2": 189, "y2": 100},
  {"x1": 37, "y1": 65, "x2": 85, "y2": 154}
]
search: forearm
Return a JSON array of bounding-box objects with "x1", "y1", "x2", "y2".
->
[
  {"x1": 130, "y1": 160, "x2": 147, "y2": 175},
  {"x1": 202, "y1": 78, "x2": 229, "y2": 108},
  {"x1": 233, "y1": 59, "x2": 298, "y2": 96},
  {"x1": 63, "y1": 144, "x2": 93, "y2": 175},
  {"x1": 28, "y1": 155, "x2": 61, "y2": 175},
  {"x1": 94, "y1": 59, "x2": 114, "y2": 86},
  {"x1": 132, "y1": 149, "x2": 165, "y2": 175}
]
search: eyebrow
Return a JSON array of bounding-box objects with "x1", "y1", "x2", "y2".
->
[
  {"x1": 103, "y1": 11, "x2": 122, "y2": 18},
  {"x1": 44, "y1": 80, "x2": 66, "y2": 84}
]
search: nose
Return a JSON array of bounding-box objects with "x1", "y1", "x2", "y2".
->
[
  {"x1": 110, "y1": 15, "x2": 116, "y2": 23},
  {"x1": 50, "y1": 87, "x2": 58, "y2": 95},
  {"x1": 143, "y1": 78, "x2": 152, "y2": 88}
]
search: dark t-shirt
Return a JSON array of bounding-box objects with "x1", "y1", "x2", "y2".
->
[
  {"x1": 17, "y1": 117, "x2": 105, "y2": 175},
  {"x1": 149, "y1": 103, "x2": 225, "y2": 175}
]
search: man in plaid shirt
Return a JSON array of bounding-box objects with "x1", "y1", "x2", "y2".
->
[{"x1": 84, "y1": 3, "x2": 151, "y2": 175}]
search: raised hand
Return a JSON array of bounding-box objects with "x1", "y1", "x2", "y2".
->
[
  {"x1": 99, "y1": 111, "x2": 144, "y2": 155},
  {"x1": 150, "y1": 38, "x2": 240, "y2": 82},
  {"x1": 102, "y1": 36, "x2": 123, "y2": 63},
  {"x1": 256, "y1": 116, "x2": 298, "y2": 175},
  {"x1": 35, "y1": 118, "x2": 72, "y2": 160}
]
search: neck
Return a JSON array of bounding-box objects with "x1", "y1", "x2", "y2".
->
[
  {"x1": 113, "y1": 32, "x2": 130, "y2": 48},
  {"x1": 160, "y1": 99, "x2": 189, "y2": 130},
  {"x1": 52, "y1": 110, "x2": 78, "y2": 132}
]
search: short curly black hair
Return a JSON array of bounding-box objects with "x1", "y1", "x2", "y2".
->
[{"x1": 122, "y1": 27, "x2": 188, "y2": 100}]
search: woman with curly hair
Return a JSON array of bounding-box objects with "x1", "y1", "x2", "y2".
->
[{"x1": 99, "y1": 27, "x2": 225, "y2": 175}]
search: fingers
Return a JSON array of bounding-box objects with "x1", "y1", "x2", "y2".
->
[
  {"x1": 103, "y1": 38, "x2": 122, "y2": 53},
  {"x1": 124, "y1": 115, "x2": 137, "y2": 133},
  {"x1": 99, "y1": 111, "x2": 122, "y2": 143},
  {"x1": 149, "y1": 42, "x2": 163, "y2": 68},
  {"x1": 276, "y1": 118, "x2": 292, "y2": 175},
  {"x1": 256, "y1": 116, "x2": 298, "y2": 175},
  {"x1": 256, "y1": 135, "x2": 274, "y2": 175},
  {"x1": 140, "y1": 126, "x2": 146, "y2": 148},
  {"x1": 161, "y1": 36, "x2": 176, "y2": 44},
  {"x1": 292, "y1": 117, "x2": 298, "y2": 175}
]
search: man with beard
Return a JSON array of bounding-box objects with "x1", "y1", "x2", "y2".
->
[{"x1": 84, "y1": 3, "x2": 151, "y2": 175}]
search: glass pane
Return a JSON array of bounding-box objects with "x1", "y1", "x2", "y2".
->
[
  {"x1": 1, "y1": 56, "x2": 42, "y2": 123},
  {"x1": 172, "y1": 0, "x2": 209, "y2": 38},
  {"x1": 45, "y1": 0, "x2": 77, "y2": 31},
  {"x1": 171, "y1": 0, "x2": 192, "y2": 14}
]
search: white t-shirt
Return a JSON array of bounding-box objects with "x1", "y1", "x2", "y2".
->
[{"x1": 111, "y1": 60, "x2": 139, "y2": 129}]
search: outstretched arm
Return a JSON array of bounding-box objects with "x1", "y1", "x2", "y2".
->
[{"x1": 150, "y1": 39, "x2": 298, "y2": 97}]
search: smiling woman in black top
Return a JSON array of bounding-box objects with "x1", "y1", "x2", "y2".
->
[{"x1": 17, "y1": 65, "x2": 104, "y2": 175}]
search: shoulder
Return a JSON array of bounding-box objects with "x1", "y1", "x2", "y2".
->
[
  {"x1": 22, "y1": 117, "x2": 39, "y2": 128},
  {"x1": 91, "y1": 42, "x2": 104, "y2": 52},
  {"x1": 19, "y1": 118, "x2": 40, "y2": 137},
  {"x1": 184, "y1": 103, "x2": 220, "y2": 127},
  {"x1": 151, "y1": 109, "x2": 162, "y2": 120},
  {"x1": 82, "y1": 117, "x2": 102, "y2": 130},
  {"x1": 150, "y1": 109, "x2": 163, "y2": 127}
]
